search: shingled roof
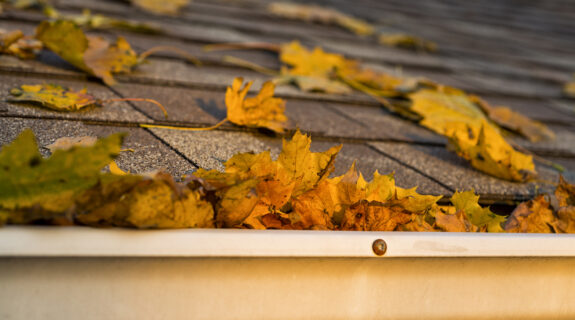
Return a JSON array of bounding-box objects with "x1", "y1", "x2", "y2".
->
[{"x1": 1, "y1": 0, "x2": 574, "y2": 208}]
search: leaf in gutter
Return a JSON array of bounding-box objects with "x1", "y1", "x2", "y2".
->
[
  {"x1": 504, "y1": 195, "x2": 557, "y2": 233},
  {"x1": 0, "y1": 129, "x2": 123, "y2": 223},
  {"x1": 451, "y1": 190, "x2": 506, "y2": 232}
]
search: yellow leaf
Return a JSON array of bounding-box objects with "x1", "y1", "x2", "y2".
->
[
  {"x1": 109, "y1": 161, "x2": 128, "y2": 176},
  {"x1": 131, "y1": 0, "x2": 189, "y2": 15},
  {"x1": 378, "y1": 33, "x2": 437, "y2": 52},
  {"x1": 340, "y1": 200, "x2": 412, "y2": 231},
  {"x1": 9, "y1": 84, "x2": 96, "y2": 111},
  {"x1": 84, "y1": 36, "x2": 138, "y2": 86},
  {"x1": 216, "y1": 179, "x2": 260, "y2": 228},
  {"x1": 45, "y1": 136, "x2": 97, "y2": 153},
  {"x1": 275, "y1": 74, "x2": 352, "y2": 94},
  {"x1": 394, "y1": 186, "x2": 442, "y2": 213},
  {"x1": 449, "y1": 121, "x2": 536, "y2": 182},
  {"x1": 36, "y1": 20, "x2": 138, "y2": 85},
  {"x1": 473, "y1": 96, "x2": 555, "y2": 142},
  {"x1": 0, "y1": 29, "x2": 42, "y2": 59},
  {"x1": 280, "y1": 41, "x2": 345, "y2": 78},
  {"x1": 277, "y1": 130, "x2": 342, "y2": 196},
  {"x1": 504, "y1": 195, "x2": 557, "y2": 233},
  {"x1": 408, "y1": 87, "x2": 488, "y2": 136},
  {"x1": 451, "y1": 190, "x2": 506, "y2": 232},
  {"x1": 338, "y1": 60, "x2": 419, "y2": 97},
  {"x1": 268, "y1": 2, "x2": 374, "y2": 36},
  {"x1": 226, "y1": 78, "x2": 288, "y2": 132}
]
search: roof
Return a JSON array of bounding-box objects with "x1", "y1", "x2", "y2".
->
[{"x1": 1, "y1": 0, "x2": 574, "y2": 208}]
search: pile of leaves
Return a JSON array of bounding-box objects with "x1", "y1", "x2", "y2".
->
[
  {"x1": 0, "y1": 129, "x2": 573, "y2": 233},
  {"x1": 210, "y1": 41, "x2": 555, "y2": 182}
]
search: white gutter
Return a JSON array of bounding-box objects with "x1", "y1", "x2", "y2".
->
[{"x1": 1, "y1": 226, "x2": 574, "y2": 258}]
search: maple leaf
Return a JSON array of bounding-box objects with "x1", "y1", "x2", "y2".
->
[
  {"x1": 434, "y1": 208, "x2": 477, "y2": 232},
  {"x1": 131, "y1": 0, "x2": 190, "y2": 15},
  {"x1": 268, "y1": 2, "x2": 374, "y2": 36},
  {"x1": 278, "y1": 41, "x2": 352, "y2": 94},
  {"x1": 340, "y1": 200, "x2": 412, "y2": 231},
  {"x1": 448, "y1": 121, "x2": 536, "y2": 182},
  {"x1": 378, "y1": 33, "x2": 437, "y2": 52},
  {"x1": 451, "y1": 190, "x2": 506, "y2": 232},
  {"x1": 36, "y1": 20, "x2": 138, "y2": 85},
  {"x1": 0, "y1": 29, "x2": 42, "y2": 59},
  {"x1": 226, "y1": 78, "x2": 288, "y2": 133},
  {"x1": 504, "y1": 195, "x2": 557, "y2": 233},
  {"x1": 277, "y1": 130, "x2": 341, "y2": 196},
  {"x1": 0, "y1": 129, "x2": 123, "y2": 224},
  {"x1": 9, "y1": 84, "x2": 97, "y2": 111},
  {"x1": 75, "y1": 172, "x2": 214, "y2": 229}
]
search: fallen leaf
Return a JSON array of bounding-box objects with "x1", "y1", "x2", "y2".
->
[
  {"x1": 0, "y1": 29, "x2": 42, "y2": 59},
  {"x1": 131, "y1": 0, "x2": 189, "y2": 15},
  {"x1": 435, "y1": 208, "x2": 477, "y2": 232},
  {"x1": 75, "y1": 172, "x2": 214, "y2": 228},
  {"x1": 504, "y1": 195, "x2": 557, "y2": 233},
  {"x1": 451, "y1": 190, "x2": 506, "y2": 232},
  {"x1": 379, "y1": 33, "x2": 437, "y2": 52},
  {"x1": 564, "y1": 81, "x2": 575, "y2": 98},
  {"x1": 226, "y1": 78, "x2": 288, "y2": 133},
  {"x1": 45, "y1": 136, "x2": 97, "y2": 152},
  {"x1": 36, "y1": 20, "x2": 138, "y2": 85},
  {"x1": 9, "y1": 84, "x2": 97, "y2": 111},
  {"x1": 338, "y1": 60, "x2": 420, "y2": 97},
  {"x1": 0, "y1": 129, "x2": 123, "y2": 224},
  {"x1": 50, "y1": 9, "x2": 162, "y2": 34},
  {"x1": 473, "y1": 96, "x2": 555, "y2": 142},
  {"x1": 340, "y1": 200, "x2": 412, "y2": 231},
  {"x1": 268, "y1": 2, "x2": 374, "y2": 36},
  {"x1": 448, "y1": 121, "x2": 536, "y2": 182}
]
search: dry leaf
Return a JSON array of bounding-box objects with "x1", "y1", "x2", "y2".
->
[
  {"x1": 0, "y1": 29, "x2": 42, "y2": 59},
  {"x1": 473, "y1": 96, "x2": 555, "y2": 142},
  {"x1": 45, "y1": 136, "x2": 97, "y2": 152},
  {"x1": 448, "y1": 121, "x2": 536, "y2": 182},
  {"x1": 131, "y1": 0, "x2": 189, "y2": 15},
  {"x1": 340, "y1": 200, "x2": 412, "y2": 231},
  {"x1": 0, "y1": 129, "x2": 123, "y2": 224},
  {"x1": 379, "y1": 33, "x2": 437, "y2": 52},
  {"x1": 504, "y1": 195, "x2": 556, "y2": 233},
  {"x1": 9, "y1": 84, "x2": 97, "y2": 111},
  {"x1": 451, "y1": 190, "x2": 506, "y2": 232},
  {"x1": 226, "y1": 78, "x2": 288, "y2": 133},
  {"x1": 268, "y1": 2, "x2": 374, "y2": 36},
  {"x1": 36, "y1": 20, "x2": 138, "y2": 85}
]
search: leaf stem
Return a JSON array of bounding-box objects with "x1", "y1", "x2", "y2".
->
[
  {"x1": 222, "y1": 55, "x2": 279, "y2": 76},
  {"x1": 96, "y1": 98, "x2": 169, "y2": 119},
  {"x1": 140, "y1": 118, "x2": 229, "y2": 131},
  {"x1": 139, "y1": 46, "x2": 202, "y2": 66},
  {"x1": 203, "y1": 42, "x2": 281, "y2": 53}
]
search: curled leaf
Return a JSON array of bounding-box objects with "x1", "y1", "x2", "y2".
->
[{"x1": 36, "y1": 20, "x2": 138, "y2": 85}]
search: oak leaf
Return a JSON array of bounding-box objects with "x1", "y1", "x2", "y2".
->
[
  {"x1": 9, "y1": 84, "x2": 96, "y2": 111},
  {"x1": 36, "y1": 20, "x2": 138, "y2": 85},
  {"x1": 226, "y1": 78, "x2": 288, "y2": 133}
]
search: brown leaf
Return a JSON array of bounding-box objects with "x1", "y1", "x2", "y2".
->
[
  {"x1": 340, "y1": 200, "x2": 412, "y2": 231},
  {"x1": 504, "y1": 195, "x2": 557, "y2": 233}
]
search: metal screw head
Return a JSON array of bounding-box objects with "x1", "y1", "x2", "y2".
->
[{"x1": 372, "y1": 239, "x2": 387, "y2": 256}]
